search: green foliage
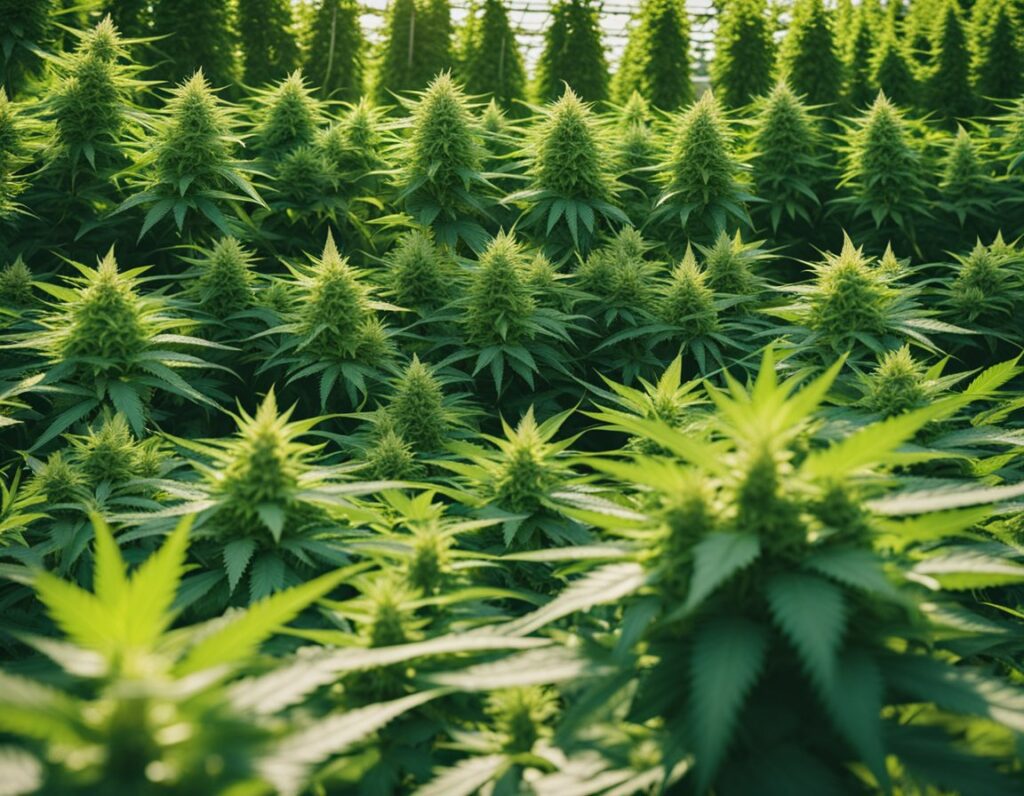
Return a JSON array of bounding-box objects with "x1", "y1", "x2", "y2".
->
[
  {"x1": 969, "y1": 0, "x2": 1024, "y2": 110},
  {"x1": 835, "y1": 92, "x2": 930, "y2": 240},
  {"x1": 0, "y1": 0, "x2": 53, "y2": 96},
  {"x1": 458, "y1": 0, "x2": 527, "y2": 108},
  {"x1": 612, "y1": 0, "x2": 693, "y2": 111},
  {"x1": 151, "y1": 0, "x2": 241, "y2": 87},
  {"x1": 391, "y1": 72, "x2": 491, "y2": 250},
  {"x1": 711, "y1": 0, "x2": 776, "y2": 108},
  {"x1": 777, "y1": 0, "x2": 844, "y2": 108},
  {"x1": 237, "y1": 0, "x2": 300, "y2": 87},
  {"x1": 382, "y1": 227, "x2": 458, "y2": 310},
  {"x1": 871, "y1": 21, "x2": 918, "y2": 108},
  {"x1": 653, "y1": 91, "x2": 751, "y2": 239},
  {"x1": 118, "y1": 71, "x2": 265, "y2": 238},
  {"x1": 185, "y1": 236, "x2": 258, "y2": 320},
  {"x1": 301, "y1": 0, "x2": 364, "y2": 101},
  {"x1": 252, "y1": 70, "x2": 323, "y2": 158},
  {"x1": 375, "y1": 0, "x2": 453, "y2": 101},
  {"x1": 534, "y1": 0, "x2": 609, "y2": 103},
  {"x1": 843, "y1": 2, "x2": 877, "y2": 110},
  {"x1": 926, "y1": 0, "x2": 975, "y2": 120},
  {"x1": 512, "y1": 87, "x2": 625, "y2": 256},
  {"x1": 0, "y1": 88, "x2": 31, "y2": 220},
  {"x1": 748, "y1": 81, "x2": 826, "y2": 230}
]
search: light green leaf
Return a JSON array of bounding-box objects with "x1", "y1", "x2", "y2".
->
[
  {"x1": 177, "y1": 566, "x2": 349, "y2": 676},
  {"x1": 0, "y1": 746, "x2": 43, "y2": 796},
  {"x1": 494, "y1": 563, "x2": 647, "y2": 637},
  {"x1": 414, "y1": 754, "x2": 507, "y2": 796},
  {"x1": 424, "y1": 646, "x2": 607, "y2": 691},
  {"x1": 259, "y1": 690, "x2": 443, "y2": 796},
  {"x1": 123, "y1": 515, "x2": 193, "y2": 649},
  {"x1": 911, "y1": 549, "x2": 1024, "y2": 590}
]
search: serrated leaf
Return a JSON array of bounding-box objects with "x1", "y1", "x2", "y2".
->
[
  {"x1": 690, "y1": 618, "x2": 768, "y2": 791},
  {"x1": 122, "y1": 515, "x2": 193, "y2": 650},
  {"x1": 911, "y1": 550, "x2": 1024, "y2": 590},
  {"x1": 256, "y1": 503, "x2": 286, "y2": 542},
  {"x1": 258, "y1": 690, "x2": 443, "y2": 796},
  {"x1": 414, "y1": 754, "x2": 507, "y2": 796},
  {"x1": 222, "y1": 538, "x2": 256, "y2": 594},
  {"x1": 249, "y1": 554, "x2": 285, "y2": 602},
  {"x1": 423, "y1": 646, "x2": 607, "y2": 691},
  {"x1": 494, "y1": 563, "x2": 647, "y2": 637},
  {"x1": 764, "y1": 572, "x2": 847, "y2": 691},
  {"x1": 106, "y1": 381, "x2": 146, "y2": 437},
  {"x1": 177, "y1": 566, "x2": 349, "y2": 676},
  {"x1": 683, "y1": 533, "x2": 760, "y2": 613}
]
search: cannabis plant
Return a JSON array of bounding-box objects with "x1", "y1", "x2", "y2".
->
[
  {"x1": 936, "y1": 126, "x2": 997, "y2": 234},
  {"x1": 926, "y1": 0, "x2": 974, "y2": 122},
  {"x1": 257, "y1": 232, "x2": 398, "y2": 408},
  {"x1": 251, "y1": 70, "x2": 323, "y2": 160},
  {"x1": 0, "y1": 512, "x2": 423, "y2": 794},
  {"x1": 871, "y1": 21, "x2": 918, "y2": 108},
  {"x1": 842, "y1": 1, "x2": 877, "y2": 111},
  {"x1": 509, "y1": 88, "x2": 626, "y2": 258},
  {"x1": 941, "y1": 237, "x2": 1022, "y2": 329},
  {"x1": 116, "y1": 71, "x2": 265, "y2": 238},
  {"x1": 777, "y1": 0, "x2": 844, "y2": 108},
  {"x1": 651, "y1": 91, "x2": 753, "y2": 240},
  {"x1": 379, "y1": 227, "x2": 461, "y2": 312},
  {"x1": 181, "y1": 236, "x2": 259, "y2": 326},
  {"x1": 521, "y1": 350, "x2": 1024, "y2": 795},
  {"x1": 711, "y1": 0, "x2": 776, "y2": 108},
  {"x1": 747, "y1": 82, "x2": 827, "y2": 232},
  {"x1": 375, "y1": 0, "x2": 454, "y2": 102},
  {"x1": 439, "y1": 406, "x2": 586, "y2": 549},
  {"x1": 534, "y1": 0, "x2": 609, "y2": 103},
  {"x1": 43, "y1": 16, "x2": 146, "y2": 177},
  {"x1": 457, "y1": 0, "x2": 527, "y2": 109},
  {"x1": 969, "y1": 0, "x2": 1024, "y2": 112},
  {"x1": 613, "y1": 0, "x2": 693, "y2": 111},
  {"x1": 390, "y1": 73, "x2": 493, "y2": 251},
  {"x1": 0, "y1": 88, "x2": 33, "y2": 223},
  {"x1": 151, "y1": 0, "x2": 240, "y2": 87},
  {"x1": 9, "y1": 249, "x2": 227, "y2": 443},
  {"x1": 300, "y1": 0, "x2": 364, "y2": 101},
  {"x1": 444, "y1": 231, "x2": 583, "y2": 396},
  {"x1": 833, "y1": 93, "x2": 931, "y2": 244},
  {"x1": 769, "y1": 235, "x2": 966, "y2": 363},
  {"x1": 237, "y1": 0, "x2": 299, "y2": 87}
]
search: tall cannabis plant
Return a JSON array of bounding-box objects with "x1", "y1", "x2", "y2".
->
[
  {"x1": 43, "y1": 17, "x2": 145, "y2": 176},
  {"x1": 116, "y1": 71, "x2": 265, "y2": 238},
  {"x1": 613, "y1": 0, "x2": 693, "y2": 111},
  {"x1": 509, "y1": 88, "x2": 626, "y2": 258},
  {"x1": 457, "y1": 0, "x2": 527, "y2": 109},
  {"x1": 711, "y1": 0, "x2": 775, "y2": 108},
  {"x1": 748, "y1": 81, "x2": 827, "y2": 231},
  {"x1": 301, "y1": 0, "x2": 364, "y2": 101},
  {"x1": 10, "y1": 248, "x2": 226, "y2": 442},
  {"x1": 534, "y1": 0, "x2": 609, "y2": 103},
  {"x1": 777, "y1": 0, "x2": 844, "y2": 108},
  {"x1": 969, "y1": 0, "x2": 1024, "y2": 111},
  {"x1": 237, "y1": 0, "x2": 300, "y2": 87},
  {"x1": 375, "y1": 0, "x2": 453, "y2": 102},
  {"x1": 520, "y1": 350, "x2": 1024, "y2": 795},
  {"x1": 842, "y1": 1, "x2": 877, "y2": 110},
  {"x1": 926, "y1": 0, "x2": 974, "y2": 121},
  {"x1": 834, "y1": 93, "x2": 930, "y2": 243},
  {"x1": 151, "y1": 0, "x2": 241, "y2": 87},
  {"x1": 871, "y1": 19, "x2": 918, "y2": 108},
  {"x1": 259, "y1": 232, "x2": 397, "y2": 407},
  {"x1": 390, "y1": 72, "x2": 492, "y2": 251},
  {"x1": 651, "y1": 91, "x2": 752, "y2": 240}
]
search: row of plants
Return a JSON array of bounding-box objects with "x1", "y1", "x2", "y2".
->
[
  {"x1": 3, "y1": 9, "x2": 1024, "y2": 796},
  {"x1": 5, "y1": 0, "x2": 1024, "y2": 116},
  {"x1": 2, "y1": 20, "x2": 1023, "y2": 264}
]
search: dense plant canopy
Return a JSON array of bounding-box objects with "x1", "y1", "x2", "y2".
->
[{"x1": 4, "y1": 4, "x2": 1024, "y2": 796}]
